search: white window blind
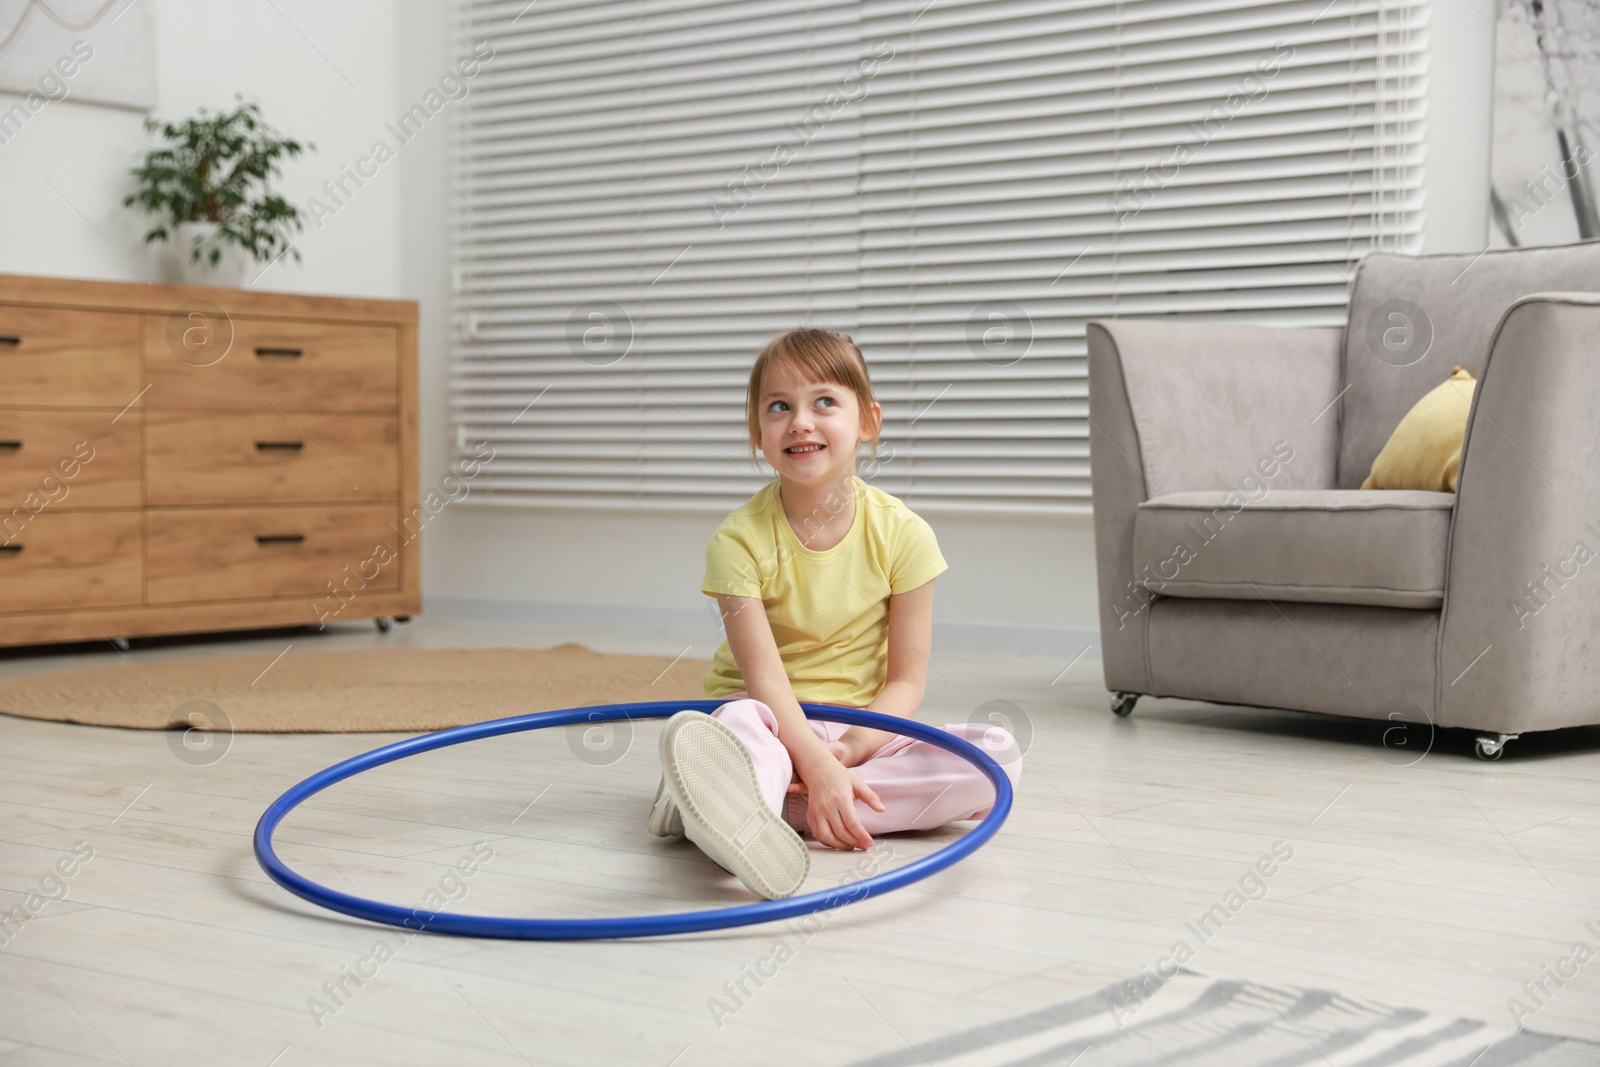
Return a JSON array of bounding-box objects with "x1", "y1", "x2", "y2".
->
[{"x1": 449, "y1": 0, "x2": 1428, "y2": 515}]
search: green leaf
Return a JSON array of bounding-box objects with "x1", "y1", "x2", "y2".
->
[{"x1": 124, "y1": 95, "x2": 315, "y2": 260}]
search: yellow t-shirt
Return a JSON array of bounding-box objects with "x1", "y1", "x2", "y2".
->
[{"x1": 701, "y1": 474, "x2": 949, "y2": 709}]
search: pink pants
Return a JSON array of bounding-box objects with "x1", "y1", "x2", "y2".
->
[{"x1": 709, "y1": 693, "x2": 1023, "y2": 837}]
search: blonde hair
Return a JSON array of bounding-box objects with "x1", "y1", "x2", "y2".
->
[{"x1": 745, "y1": 327, "x2": 881, "y2": 470}]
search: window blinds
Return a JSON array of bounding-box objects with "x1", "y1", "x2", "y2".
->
[{"x1": 449, "y1": 0, "x2": 1428, "y2": 514}]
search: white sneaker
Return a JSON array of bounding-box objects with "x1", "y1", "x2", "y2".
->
[
  {"x1": 646, "y1": 775, "x2": 684, "y2": 837},
  {"x1": 658, "y1": 710, "x2": 809, "y2": 900}
]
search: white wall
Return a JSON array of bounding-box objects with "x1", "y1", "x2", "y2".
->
[
  {"x1": 0, "y1": 0, "x2": 403, "y2": 297},
  {"x1": 0, "y1": 1, "x2": 1497, "y2": 668},
  {"x1": 1420, "y1": 0, "x2": 1496, "y2": 254}
]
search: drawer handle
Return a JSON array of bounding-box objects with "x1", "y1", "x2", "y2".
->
[
  {"x1": 255, "y1": 440, "x2": 305, "y2": 452},
  {"x1": 0, "y1": 335, "x2": 19, "y2": 347},
  {"x1": 255, "y1": 533, "x2": 306, "y2": 545},
  {"x1": 255, "y1": 347, "x2": 304, "y2": 358},
  {"x1": 0, "y1": 440, "x2": 20, "y2": 451},
  {"x1": 0, "y1": 543, "x2": 20, "y2": 554}
]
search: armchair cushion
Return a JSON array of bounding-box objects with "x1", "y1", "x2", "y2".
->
[
  {"x1": 1360, "y1": 366, "x2": 1475, "y2": 491},
  {"x1": 1133, "y1": 489, "x2": 1455, "y2": 609}
]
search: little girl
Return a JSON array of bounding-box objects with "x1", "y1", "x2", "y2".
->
[{"x1": 646, "y1": 327, "x2": 1024, "y2": 900}]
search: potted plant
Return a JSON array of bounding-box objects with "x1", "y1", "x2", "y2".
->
[{"x1": 124, "y1": 95, "x2": 314, "y2": 287}]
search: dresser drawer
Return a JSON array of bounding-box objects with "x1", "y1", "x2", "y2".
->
[
  {"x1": 146, "y1": 505, "x2": 400, "y2": 604},
  {"x1": 146, "y1": 412, "x2": 398, "y2": 505},
  {"x1": 0, "y1": 411, "x2": 142, "y2": 511},
  {"x1": 0, "y1": 510, "x2": 142, "y2": 612},
  {"x1": 143, "y1": 316, "x2": 398, "y2": 411},
  {"x1": 0, "y1": 305, "x2": 142, "y2": 407}
]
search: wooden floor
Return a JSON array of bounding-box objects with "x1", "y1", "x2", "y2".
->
[{"x1": 1, "y1": 616, "x2": 1597, "y2": 1066}]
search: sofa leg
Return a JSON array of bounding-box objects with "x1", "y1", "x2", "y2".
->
[
  {"x1": 1474, "y1": 733, "x2": 1519, "y2": 761},
  {"x1": 1111, "y1": 692, "x2": 1140, "y2": 718}
]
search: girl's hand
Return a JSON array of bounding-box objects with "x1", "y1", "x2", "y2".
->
[{"x1": 785, "y1": 751, "x2": 884, "y2": 850}]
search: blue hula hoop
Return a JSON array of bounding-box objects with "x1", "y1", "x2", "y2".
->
[{"x1": 253, "y1": 700, "x2": 1014, "y2": 940}]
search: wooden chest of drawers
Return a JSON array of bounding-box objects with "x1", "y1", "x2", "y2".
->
[{"x1": 0, "y1": 273, "x2": 420, "y2": 648}]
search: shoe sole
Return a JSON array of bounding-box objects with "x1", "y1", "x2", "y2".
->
[{"x1": 660, "y1": 711, "x2": 809, "y2": 899}]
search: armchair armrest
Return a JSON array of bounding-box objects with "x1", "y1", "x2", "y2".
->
[
  {"x1": 1086, "y1": 319, "x2": 1345, "y2": 495},
  {"x1": 1438, "y1": 293, "x2": 1600, "y2": 734},
  {"x1": 1086, "y1": 319, "x2": 1344, "y2": 693}
]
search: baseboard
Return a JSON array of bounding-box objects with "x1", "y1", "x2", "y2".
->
[{"x1": 422, "y1": 593, "x2": 1100, "y2": 663}]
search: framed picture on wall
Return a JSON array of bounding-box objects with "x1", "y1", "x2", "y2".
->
[
  {"x1": 1489, "y1": 0, "x2": 1600, "y2": 248},
  {"x1": 0, "y1": 0, "x2": 156, "y2": 112}
]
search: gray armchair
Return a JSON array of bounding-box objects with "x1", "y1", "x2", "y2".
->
[{"x1": 1086, "y1": 240, "x2": 1600, "y2": 759}]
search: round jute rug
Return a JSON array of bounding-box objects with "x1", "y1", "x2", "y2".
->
[{"x1": 0, "y1": 643, "x2": 715, "y2": 733}]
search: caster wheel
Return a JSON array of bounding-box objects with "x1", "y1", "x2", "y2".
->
[
  {"x1": 375, "y1": 617, "x2": 393, "y2": 633},
  {"x1": 1111, "y1": 692, "x2": 1140, "y2": 717},
  {"x1": 394, "y1": 615, "x2": 412, "y2": 624},
  {"x1": 111, "y1": 637, "x2": 132, "y2": 652},
  {"x1": 1475, "y1": 734, "x2": 1516, "y2": 761}
]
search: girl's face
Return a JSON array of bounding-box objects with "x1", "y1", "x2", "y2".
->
[{"x1": 757, "y1": 362, "x2": 879, "y2": 488}]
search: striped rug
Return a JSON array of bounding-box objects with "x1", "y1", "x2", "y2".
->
[{"x1": 839, "y1": 973, "x2": 1597, "y2": 1067}]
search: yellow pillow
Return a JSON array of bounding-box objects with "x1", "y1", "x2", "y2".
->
[{"x1": 1361, "y1": 365, "x2": 1476, "y2": 492}]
